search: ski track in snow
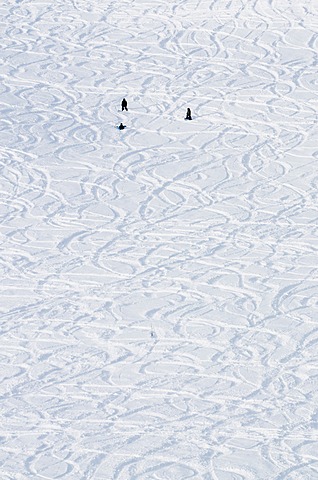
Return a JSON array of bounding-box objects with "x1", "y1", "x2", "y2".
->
[{"x1": 0, "y1": 0, "x2": 318, "y2": 478}]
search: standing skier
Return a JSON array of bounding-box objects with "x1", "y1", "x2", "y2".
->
[
  {"x1": 185, "y1": 107, "x2": 192, "y2": 120},
  {"x1": 121, "y1": 98, "x2": 128, "y2": 111}
]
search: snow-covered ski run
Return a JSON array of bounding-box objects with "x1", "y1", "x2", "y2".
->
[{"x1": 1, "y1": 0, "x2": 318, "y2": 479}]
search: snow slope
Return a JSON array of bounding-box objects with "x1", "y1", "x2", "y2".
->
[{"x1": 1, "y1": 0, "x2": 318, "y2": 478}]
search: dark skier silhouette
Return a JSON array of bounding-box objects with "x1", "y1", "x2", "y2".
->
[
  {"x1": 118, "y1": 123, "x2": 126, "y2": 130},
  {"x1": 121, "y1": 98, "x2": 128, "y2": 111},
  {"x1": 185, "y1": 108, "x2": 192, "y2": 120}
]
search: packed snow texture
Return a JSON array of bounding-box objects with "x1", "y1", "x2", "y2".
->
[{"x1": 1, "y1": 0, "x2": 318, "y2": 478}]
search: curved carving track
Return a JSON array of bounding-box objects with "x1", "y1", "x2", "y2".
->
[{"x1": 0, "y1": 0, "x2": 318, "y2": 478}]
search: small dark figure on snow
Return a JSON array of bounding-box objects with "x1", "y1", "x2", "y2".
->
[
  {"x1": 121, "y1": 98, "x2": 128, "y2": 111},
  {"x1": 185, "y1": 107, "x2": 192, "y2": 120},
  {"x1": 118, "y1": 123, "x2": 126, "y2": 130}
]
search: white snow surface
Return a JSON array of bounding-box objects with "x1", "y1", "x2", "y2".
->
[{"x1": 1, "y1": 0, "x2": 318, "y2": 478}]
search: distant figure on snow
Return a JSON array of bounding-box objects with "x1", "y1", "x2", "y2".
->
[
  {"x1": 185, "y1": 107, "x2": 192, "y2": 120},
  {"x1": 121, "y1": 98, "x2": 128, "y2": 111},
  {"x1": 118, "y1": 123, "x2": 126, "y2": 130}
]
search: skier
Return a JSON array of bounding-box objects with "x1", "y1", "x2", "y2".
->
[
  {"x1": 118, "y1": 123, "x2": 126, "y2": 130},
  {"x1": 121, "y1": 98, "x2": 128, "y2": 111},
  {"x1": 185, "y1": 107, "x2": 192, "y2": 120}
]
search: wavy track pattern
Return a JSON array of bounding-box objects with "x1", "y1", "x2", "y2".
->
[{"x1": 0, "y1": 0, "x2": 318, "y2": 478}]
